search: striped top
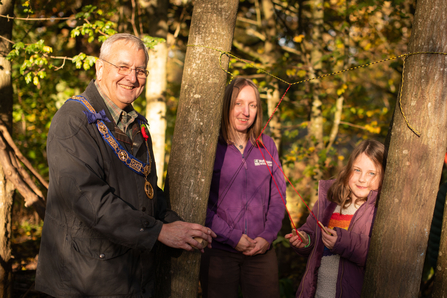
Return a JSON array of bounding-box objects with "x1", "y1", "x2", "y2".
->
[{"x1": 315, "y1": 203, "x2": 359, "y2": 298}]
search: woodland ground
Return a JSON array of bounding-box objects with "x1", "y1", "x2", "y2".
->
[{"x1": 10, "y1": 208, "x2": 436, "y2": 298}]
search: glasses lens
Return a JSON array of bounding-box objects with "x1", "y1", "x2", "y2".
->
[{"x1": 137, "y1": 69, "x2": 148, "y2": 78}]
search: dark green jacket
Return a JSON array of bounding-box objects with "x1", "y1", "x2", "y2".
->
[{"x1": 36, "y1": 80, "x2": 180, "y2": 297}]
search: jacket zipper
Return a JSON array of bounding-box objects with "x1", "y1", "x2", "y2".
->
[{"x1": 337, "y1": 197, "x2": 370, "y2": 298}]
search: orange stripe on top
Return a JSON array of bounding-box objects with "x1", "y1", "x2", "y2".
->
[{"x1": 327, "y1": 213, "x2": 353, "y2": 230}]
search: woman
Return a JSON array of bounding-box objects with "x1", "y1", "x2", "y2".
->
[
  {"x1": 286, "y1": 139, "x2": 386, "y2": 298},
  {"x1": 200, "y1": 78, "x2": 286, "y2": 298}
]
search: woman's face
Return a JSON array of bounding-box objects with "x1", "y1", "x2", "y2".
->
[
  {"x1": 230, "y1": 85, "x2": 258, "y2": 135},
  {"x1": 348, "y1": 152, "x2": 382, "y2": 202}
]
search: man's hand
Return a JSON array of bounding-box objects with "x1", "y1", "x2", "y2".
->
[
  {"x1": 158, "y1": 221, "x2": 216, "y2": 252},
  {"x1": 321, "y1": 227, "x2": 337, "y2": 250},
  {"x1": 235, "y1": 234, "x2": 257, "y2": 253},
  {"x1": 285, "y1": 230, "x2": 309, "y2": 249},
  {"x1": 243, "y1": 237, "x2": 269, "y2": 256}
]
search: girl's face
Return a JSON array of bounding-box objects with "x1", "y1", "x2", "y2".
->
[
  {"x1": 230, "y1": 85, "x2": 258, "y2": 135},
  {"x1": 348, "y1": 152, "x2": 382, "y2": 202}
]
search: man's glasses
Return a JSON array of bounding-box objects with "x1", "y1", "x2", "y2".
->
[{"x1": 99, "y1": 58, "x2": 149, "y2": 78}]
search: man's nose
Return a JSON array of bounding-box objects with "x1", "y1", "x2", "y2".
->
[{"x1": 125, "y1": 69, "x2": 138, "y2": 82}]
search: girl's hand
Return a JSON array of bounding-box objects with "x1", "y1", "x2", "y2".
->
[
  {"x1": 321, "y1": 227, "x2": 337, "y2": 250},
  {"x1": 285, "y1": 230, "x2": 309, "y2": 249}
]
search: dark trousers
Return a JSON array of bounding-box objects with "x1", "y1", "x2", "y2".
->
[{"x1": 200, "y1": 247, "x2": 280, "y2": 298}]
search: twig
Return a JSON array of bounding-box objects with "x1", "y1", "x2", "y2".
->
[
  {"x1": 0, "y1": 14, "x2": 73, "y2": 21},
  {"x1": 339, "y1": 121, "x2": 368, "y2": 131}
]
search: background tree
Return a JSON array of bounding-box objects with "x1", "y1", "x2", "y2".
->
[
  {"x1": 0, "y1": 0, "x2": 15, "y2": 295},
  {"x1": 362, "y1": 0, "x2": 447, "y2": 296}
]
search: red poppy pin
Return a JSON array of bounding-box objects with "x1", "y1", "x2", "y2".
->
[{"x1": 141, "y1": 124, "x2": 149, "y2": 141}]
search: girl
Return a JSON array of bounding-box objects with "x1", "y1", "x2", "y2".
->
[{"x1": 286, "y1": 139, "x2": 385, "y2": 298}]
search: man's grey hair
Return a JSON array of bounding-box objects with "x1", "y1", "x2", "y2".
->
[{"x1": 99, "y1": 33, "x2": 149, "y2": 65}]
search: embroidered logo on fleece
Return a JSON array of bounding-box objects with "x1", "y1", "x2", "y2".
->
[{"x1": 254, "y1": 159, "x2": 272, "y2": 167}]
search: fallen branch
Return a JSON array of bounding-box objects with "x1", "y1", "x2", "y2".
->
[
  {"x1": 0, "y1": 135, "x2": 45, "y2": 219},
  {"x1": 0, "y1": 119, "x2": 48, "y2": 189}
]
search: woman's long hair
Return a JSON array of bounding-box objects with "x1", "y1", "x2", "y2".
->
[
  {"x1": 220, "y1": 77, "x2": 263, "y2": 146},
  {"x1": 327, "y1": 139, "x2": 386, "y2": 209}
]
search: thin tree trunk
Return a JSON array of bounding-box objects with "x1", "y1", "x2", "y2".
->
[
  {"x1": 155, "y1": 1, "x2": 239, "y2": 297},
  {"x1": 0, "y1": 0, "x2": 15, "y2": 296},
  {"x1": 362, "y1": 0, "x2": 447, "y2": 296},
  {"x1": 141, "y1": 0, "x2": 169, "y2": 188},
  {"x1": 302, "y1": 0, "x2": 324, "y2": 214},
  {"x1": 262, "y1": 0, "x2": 281, "y2": 150}
]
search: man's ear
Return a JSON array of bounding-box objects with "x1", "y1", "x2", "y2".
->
[{"x1": 96, "y1": 59, "x2": 104, "y2": 81}]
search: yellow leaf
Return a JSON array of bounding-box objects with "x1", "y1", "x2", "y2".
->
[
  {"x1": 337, "y1": 88, "x2": 345, "y2": 96},
  {"x1": 286, "y1": 69, "x2": 297, "y2": 77},
  {"x1": 308, "y1": 147, "x2": 315, "y2": 153},
  {"x1": 297, "y1": 70, "x2": 307, "y2": 77},
  {"x1": 366, "y1": 111, "x2": 374, "y2": 117},
  {"x1": 338, "y1": 155, "x2": 344, "y2": 161},
  {"x1": 293, "y1": 34, "x2": 305, "y2": 43},
  {"x1": 33, "y1": 76, "x2": 39, "y2": 86},
  {"x1": 43, "y1": 46, "x2": 53, "y2": 53}
]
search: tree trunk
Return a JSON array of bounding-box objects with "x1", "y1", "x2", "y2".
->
[
  {"x1": 155, "y1": 1, "x2": 239, "y2": 297},
  {"x1": 362, "y1": 0, "x2": 447, "y2": 297},
  {"x1": 262, "y1": 0, "x2": 281, "y2": 151},
  {"x1": 432, "y1": 188, "x2": 447, "y2": 297},
  {"x1": 0, "y1": 0, "x2": 15, "y2": 296},
  {"x1": 141, "y1": 0, "x2": 169, "y2": 188}
]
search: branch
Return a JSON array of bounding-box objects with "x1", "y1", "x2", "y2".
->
[
  {"x1": 339, "y1": 121, "x2": 368, "y2": 130},
  {"x1": 9, "y1": 150, "x2": 45, "y2": 199},
  {"x1": 0, "y1": 136, "x2": 46, "y2": 219},
  {"x1": 280, "y1": 44, "x2": 302, "y2": 56},
  {"x1": 0, "y1": 119, "x2": 49, "y2": 189},
  {"x1": 0, "y1": 14, "x2": 72, "y2": 21},
  {"x1": 232, "y1": 40, "x2": 267, "y2": 64},
  {"x1": 236, "y1": 16, "x2": 259, "y2": 26},
  {"x1": 0, "y1": 35, "x2": 14, "y2": 45}
]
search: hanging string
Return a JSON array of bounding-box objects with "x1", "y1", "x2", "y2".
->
[{"x1": 190, "y1": 44, "x2": 447, "y2": 240}]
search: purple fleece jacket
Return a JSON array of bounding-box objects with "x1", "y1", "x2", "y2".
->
[
  {"x1": 205, "y1": 135, "x2": 286, "y2": 252},
  {"x1": 294, "y1": 180, "x2": 378, "y2": 298}
]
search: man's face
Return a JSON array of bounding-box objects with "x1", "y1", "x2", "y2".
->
[{"x1": 96, "y1": 40, "x2": 147, "y2": 109}]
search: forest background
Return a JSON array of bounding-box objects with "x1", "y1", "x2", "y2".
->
[{"x1": 0, "y1": 0, "x2": 444, "y2": 297}]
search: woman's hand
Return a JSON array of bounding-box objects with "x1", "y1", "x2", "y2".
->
[
  {"x1": 235, "y1": 234, "x2": 257, "y2": 253},
  {"x1": 244, "y1": 237, "x2": 269, "y2": 256},
  {"x1": 285, "y1": 230, "x2": 309, "y2": 249},
  {"x1": 321, "y1": 227, "x2": 337, "y2": 250}
]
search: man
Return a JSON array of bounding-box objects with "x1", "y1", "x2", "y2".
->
[{"x1": 35, "y1": 33, "x2": 215, "y2": 297}]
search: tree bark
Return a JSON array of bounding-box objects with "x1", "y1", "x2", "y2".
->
[
  {"x1": 155, "y1": 1, "x2": 239, "y2": 297},
  {"x1": 141, "y1": 0, "x2": 169, "y2": 188},
  {"x1": 0, "y1": 0, "x2": 15, "y2": 296},
  {"x1": 362, "y1": 0, "x2": 447, "y2": 297}
]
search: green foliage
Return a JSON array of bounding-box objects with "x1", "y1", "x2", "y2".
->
[{"x1": 141, "y1": 35, "x2": 166, "y2": 50}]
